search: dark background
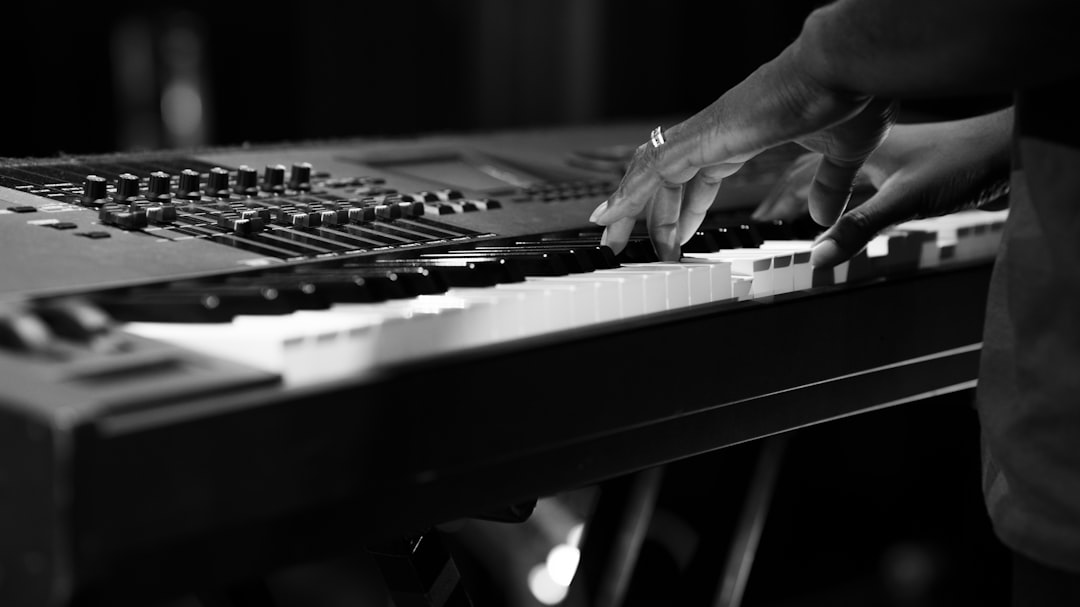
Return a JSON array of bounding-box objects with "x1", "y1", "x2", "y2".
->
[{"x1": 4, "y1": 1, "x2": 825, "y2": 158}]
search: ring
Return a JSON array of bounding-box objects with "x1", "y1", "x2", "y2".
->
[{"x1": 650, "y1": 126, "x2": 666, "y2": 148}]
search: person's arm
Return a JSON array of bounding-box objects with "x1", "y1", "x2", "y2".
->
[
  {"x1": 799, "y1": 0, "x2": 1078, "y2": 98},
  {"x1": 589, "y1": 0, "x2": 1073, "y2": 261}
]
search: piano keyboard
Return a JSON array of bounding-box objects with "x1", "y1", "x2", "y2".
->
[
  {"x1": 119, "y1": 209, "x2": 1009, "y2": 387},
  {"x1": 0, "y1": 122, "x2": 1012, "y2": 607}
]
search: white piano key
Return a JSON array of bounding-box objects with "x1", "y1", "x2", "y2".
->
[
  {"x1": 593, "y1": 268, "x2": 670, "y2": 314},
  {"x1": 673, "y1": 263, "x2": 715, "y2": 306},
  {"x1": 732, "y1": 276, "x2": 753, "y2": 301},
  {"x1": 619, "y1": 264, "x2": 694, "y2": 310},
  {"x1": 494, "y1": 282, "x2": 578, "y2": 332},
  {"x1": 526, "y1": 276, "x2": 622, "y2": 323},
  {"x1": 678, "y1": 257, "x2": 733, "y2": 302},
  {"x1": 444, "y1": 288, "x2": 532, "y2": 341},
  {"x1": 686, "y1": 252, "x2": 774, "y2": 298}
]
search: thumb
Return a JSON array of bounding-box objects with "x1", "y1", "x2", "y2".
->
[{"x1": 809, "y1": 177, "x2": 919, "y2": 268}]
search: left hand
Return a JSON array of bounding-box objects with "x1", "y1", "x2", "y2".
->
[{"x1": 588, "y1": 42, "x2": 898, "y2": 261}]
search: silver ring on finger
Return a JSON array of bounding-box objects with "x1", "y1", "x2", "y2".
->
[{"x1": 650, "y1": 126, "x2": 666, "y2": 148}]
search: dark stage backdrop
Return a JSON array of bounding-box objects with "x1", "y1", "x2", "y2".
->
[{"x1": 3, "y1": 1, "x2": 822, "y2": 158}]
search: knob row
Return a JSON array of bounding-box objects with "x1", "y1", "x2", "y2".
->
[{"x1": 80, "y1": 163, "x2": 314, "y2": 206}]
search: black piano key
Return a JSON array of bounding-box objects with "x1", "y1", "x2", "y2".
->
[
  {"x1": 754, "y1": 219, "x2": 797, "y2": 241},
  {"x1": 93, "y1": 292, "x2": 257, "y2": 322},
  {"x1": 420, "y1": 251, "x2": 574, "y2": 276},
  {"x1": 289, "y1": 267, "x2": 448, "y2": 297},
  {"x1": 506, "y1": 241, "x2": 621, "y2": 269},
  {"x1": 347, "y1": 259, "x2": 526, "y2": 287},
  {"x1": 733, "y1": 224, "x2": 764, "y2": 248},
  {"x1": 681, "y1": 230, "x2": 723, "y2": 253},
  {"x1": 616, "y1": 238, "x2": 661, "y2": 263},
  {"x1": 467, "y1": 246, "x2": 597, "y2": 273},
  {"x1": 162, "y1": 283, "x2": 327, "y2": 313}
]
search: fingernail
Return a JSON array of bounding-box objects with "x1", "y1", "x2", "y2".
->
[
  {"x1": 810, "y1": 238, "x2": 841, "y2": 268},
  {"x1": 589, "y1": 201, "x2": 608, "y2": 223},
  {"x1": 599, "y1": 228, "x2": 609, "y2": 247}
]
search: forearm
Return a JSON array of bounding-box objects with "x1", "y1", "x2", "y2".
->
[{"x1": 794, "y1": 0, "x2": 1078, "y2": 98}]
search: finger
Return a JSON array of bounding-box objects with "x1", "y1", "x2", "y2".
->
[
  {"x1": 591, "y1": 127, "x2": 701, "y2": 227},
  {"x1": 600, "y1": 215, "x2": 637, "y2": 255},
  {"x1": 677, "y1": 162, "x2": 742, "y2": 244},
  {"x1": 648, "y1": 182, "x2": 684, "y2": 261},
  {"x1": 807, "y1": 154, "x2": 868, "y2": 226},
  {"x1": 809, "y1": 176, "x2": 920, "y2": 268}
]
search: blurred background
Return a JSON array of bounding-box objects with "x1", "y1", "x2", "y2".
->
[{"x1": 1, "y1": 0, "x2": 825, "y2": 158}]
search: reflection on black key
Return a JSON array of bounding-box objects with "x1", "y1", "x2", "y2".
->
[
  {"x1": 681, "y1": 230, "x2": 722, "y2": 253},
  {"x1": 162, "y1": 284, "x2": 322, "y2": 313},
  {"x1": 468, "y1": 246, "x2": 596, "y2": 272},
  {"x1": 93, "y1": 290, "x2": 277, "y2": 322},
  {"x1": 616, "y1": 238, "x2": 661, "y2": 263},
  {"x1": 507, "y1": 241, "x2": 620, "y2": 269},
  {"x1": 350, "y1": 259, "x2": 526, "y2": 287},
  {"x1": 421, "y1": 251, "x2": 572, "y2": 276}
]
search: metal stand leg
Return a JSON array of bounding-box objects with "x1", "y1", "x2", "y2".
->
[
  {"x1": 565, "y1": 465, "x2": 666, "y2": 607},
  {"x1": 713, "y1": 436, "x2": 787, "y2": 607},
  {"x1": 369, "y1": 530, "x2": 473, "y2": 607}
]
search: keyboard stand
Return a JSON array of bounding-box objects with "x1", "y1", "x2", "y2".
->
[
  {"x1": 564, "y1": 437, "x2": 785, "y2": 607},
  {"x1": 369, "y1": 532, "x2": 473, "y2": 607},
  {"x1": 713, "y1": 436, "x2": 787, "y2": 607},
  {"x1": 565, "y1": 466, "x2": 665, "y2": 607}
]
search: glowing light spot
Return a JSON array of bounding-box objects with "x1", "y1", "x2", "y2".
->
[
  {"x1": 528, "y1": 564, "x2": 569, "y2": 605},
  {"x1": 567, "y1": 522, "x2": 584, "y2": 548},
  {"x1": 546, "y1": 544, "x2": 581, "y2": 587}
]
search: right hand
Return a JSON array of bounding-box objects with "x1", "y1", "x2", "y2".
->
[{"x1": 751, "y1": 108, "x2": 1014, "y2": 268}]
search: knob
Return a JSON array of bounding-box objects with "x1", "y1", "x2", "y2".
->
[
  {"x1": 115, "y1": 173, "x2": 141, "y2": 202},
  {"x1": 234, "y1": 165, "x2": 258, "y2": 196},
  {"x1": 81, "y1": 175, "x2": 108, "y2": 206},
  {"x1": 147, "y1": 171, "x2": 172, "y2": 202},
  {"x1": 288, "y1": 162, "x2": 312, "y2": 191},
  {"x1": 262, "y1": 164, "x2": 286, "y2": 194},
  {"x1": 206, "y1": 167, "x2": 231, "y2": 197},
  {"x1": 177, "y1": 169, "x2": 202, "y2": 199}
]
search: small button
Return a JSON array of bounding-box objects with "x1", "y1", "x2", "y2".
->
[
  {"x1": 177, "y1": 169, "x2": 202, "y2": 199},
  {"x1": 115, "y1": 173, "x2": 141, "y2": 202},
  {"x1": 234, "y1": 166, "x2": 259, "y2": 196},
  {"x1": 52, "y1": 222, "x2": 78, "y2": 230},
  {"x1": 81, "y1": 175, "x2": 109, "y2": 207},
  {"x1": 289, "y1": 163, "x2": 313, "y2": 191},
  {"x1": 76, "y1": 231, "x2": 112, "y2": 239},
  {"x1": 7, "y1": 205, "x2": 37, "y2": 213},
  {"x1": 206, "y1": 167, "x2": 231, "y2": 197},
  {"x1": 147, "y1": 171, "x2": 173, "y2": 202}
]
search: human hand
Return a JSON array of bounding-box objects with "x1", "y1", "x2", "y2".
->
[
  {"x1": 773, "y1": 109, "x2": 1013, "y2": 268},
  {"x1": 588, "y1": 43, "x2": 898, "y2": 261},
  {"x1": 751, "y1": 152, "x2": 877, "y2": 223}
]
